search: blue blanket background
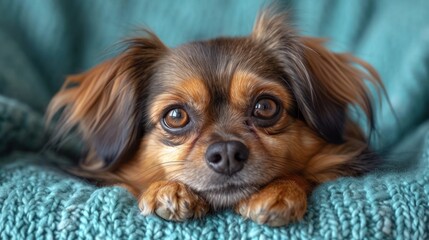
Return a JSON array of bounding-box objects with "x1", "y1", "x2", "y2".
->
[{"x1": 1, "y1": 0, "x2": 429, "y2": 239}]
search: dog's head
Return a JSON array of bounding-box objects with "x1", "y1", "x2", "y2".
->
[{"x1": 47, "y1": 10, "x2": 380, "y2": 208}]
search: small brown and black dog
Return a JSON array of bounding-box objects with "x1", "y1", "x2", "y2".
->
[{"x1": 47, "y1": 9, "x2": 382, "y2": 226}]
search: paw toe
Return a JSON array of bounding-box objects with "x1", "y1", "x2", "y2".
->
[{"x1": 139, "y1": 181, "x2": 208, "y2": 221}]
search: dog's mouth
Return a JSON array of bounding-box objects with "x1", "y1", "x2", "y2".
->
[{"x1": 195, "y1": 183, "x2": 261, "y2": 209}]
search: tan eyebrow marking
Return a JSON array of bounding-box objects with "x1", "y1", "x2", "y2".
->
[
  {"x1": 229, "y1": 70, "x2": 292, "y2": 110},
  {"x1": 149, "y1": 77, "x2": 210, "y2": 123}
]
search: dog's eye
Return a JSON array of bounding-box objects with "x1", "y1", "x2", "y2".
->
[
  {"x1": 163, "y1": 108, "x2": 190, "y2": 129},
  {"x1": 253, "y1": 98, "x2": 279, "y2": 119},
  {"x1": 251, "y1": 97, "x2": 282, "y2": 127}
]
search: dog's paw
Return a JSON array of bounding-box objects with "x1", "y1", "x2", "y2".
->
[
  {"x1": 138, "y1": 181, "x2": 209, "y2": 221},
  {"x1": 235, "y1": 180, "x2": 307, "y2": 227}
]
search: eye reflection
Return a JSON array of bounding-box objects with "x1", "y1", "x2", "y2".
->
[
  {"x1": 253, "y1": 98, "x2": 278, "y2": 119},
  {"x1": 163, "y1": 108, "x2": 189, "y2": 129}
]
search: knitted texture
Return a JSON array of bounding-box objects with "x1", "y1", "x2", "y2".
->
[
  {"x1": 1, "y1": 123, "x2": 429, "y2": 239},
  {"x1": 1, "y1": 0, "x2": 429, "y2": 239}
]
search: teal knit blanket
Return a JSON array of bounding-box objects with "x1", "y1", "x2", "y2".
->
[{"x1": 1, "y1": 0, "x2": 429, "y2": 239}]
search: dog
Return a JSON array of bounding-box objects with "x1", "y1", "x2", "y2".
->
[{"x1": 46, "y1": 8, "x2": 383, "y2": 227}]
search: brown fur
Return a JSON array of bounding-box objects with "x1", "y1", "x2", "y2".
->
[
  {"x1": 47, "y1": 32, "x2": 167, "y2": 170},
  {"x1": 139, "y1": 181, "x2": 209, "y2": 221},
  {"x1": 235, "y1": 177, "x2": 309, "y2": 227},
  {"x1": 46, "y1": 9, "x2": 383, "y2": 226}
]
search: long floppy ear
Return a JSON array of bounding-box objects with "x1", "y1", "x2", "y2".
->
[
  {"x1": 47, "y1": 32, "x2": 167, "y2": 171},
  {"x1": 252, "y1": 9, "x2": 382, "y2": 143}
]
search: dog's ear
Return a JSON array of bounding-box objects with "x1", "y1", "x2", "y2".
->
[
  {"x1": 47, "y1": 32, "x2": 167, "y2": 171},
  {"x1": 252, "y1": 9, "x2": 381, "y2": 143},
  {"x1": 299, "y1": 38, "x2": 382, "y2": 143}
]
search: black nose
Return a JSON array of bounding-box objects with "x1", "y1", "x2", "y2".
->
[{"x1": 205, "y1": 141, "x2": 249, "y2": 175}]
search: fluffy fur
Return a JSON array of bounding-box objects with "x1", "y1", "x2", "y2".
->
[{"x1": 46, "y1": 9, "x2": 383, "y2": 226}]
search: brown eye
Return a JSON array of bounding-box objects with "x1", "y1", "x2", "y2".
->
[
  {"x1": 163, "y1": 108, "x2": 190, "y2": 129},
  {"x1": 251, "y1": 97, "x2": 282, "y2": 128},
  {"x1": 253, "y1": 98, "x2": 279, "y2": 119}
]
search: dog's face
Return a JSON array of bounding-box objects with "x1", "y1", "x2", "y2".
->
[
  {"x1": 140, "y1": 38, "x2": 311, "y2": 208},
  {"x1": 47, "y1": 11, "x2": 379, "y2": 209}
]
